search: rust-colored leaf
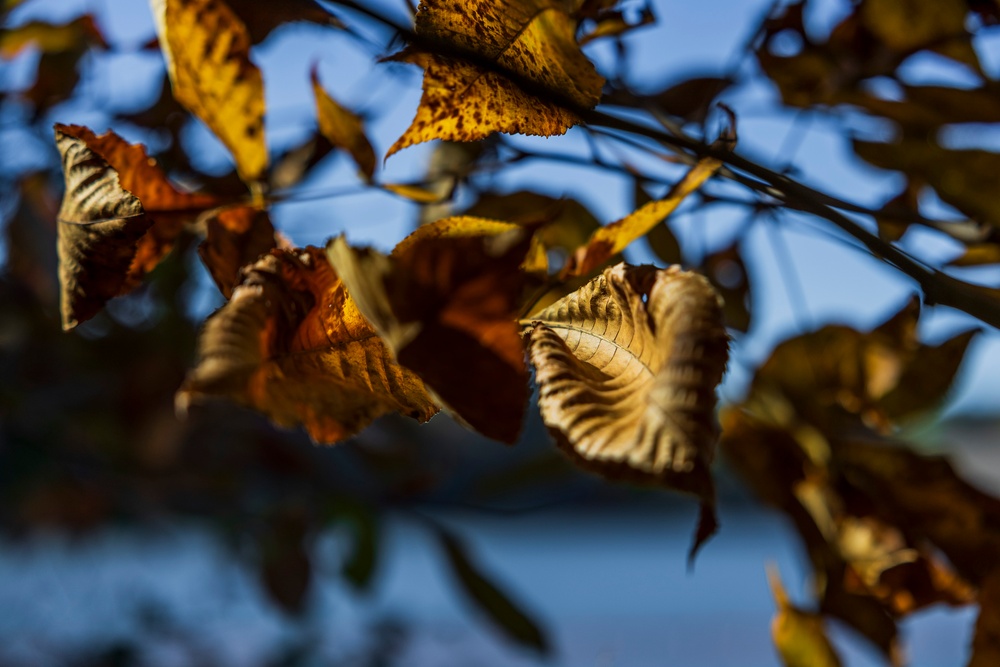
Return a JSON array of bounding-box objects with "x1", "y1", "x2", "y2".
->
[
  {"x1": 311, "y1": 66, "x2": 376, "y2": 181},
  {"x1": 198, "y1": 206, "x2": 277, "y2": 299},
  {"x1": 526, "y1": 263, "x2": 728, "y2": 551},
  {"x1": 386, "y1": 0, "x2": 604, "y2": 157},
  {"x1": 970, "y1": 571, "x2": 1000, "y2": 667},
  {"x1": 178, "y1": 248, "x2": 438, "y2": 443},
  {"x1": 327, "y1": 222, "x2": 532, "y2": 444},
  {"x1": 152, "y1": 0, "x2": 268, "y2": 182},
  {"x1": 53, "y1": 124, "x2": 216, "y2": 329}
]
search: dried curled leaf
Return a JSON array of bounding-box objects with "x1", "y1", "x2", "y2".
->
[
  {"x1": 54, "y1": 124, "x2": 215, "y2": 329},
  {"x1": 527, "y1": 263, "x2": 728, "y2": 550},
  {"x1": 198, "y1": 205, "x2": 277, "y2": 298},
  {"x1": 386, "y1": 0, "x2": 604, "y2": 157},
  {"x1": 328, "y1": 220, "x2": 532, "y2": 444},
  {"x1": 311, "y1": 66, "x2": 376, "y2": 181},
  {"x1": 153, "y1": 0, "x2": 267, "y2": 182},
  {"x1": 178, "y1": 248, "x2": 438, "y2": 443}
]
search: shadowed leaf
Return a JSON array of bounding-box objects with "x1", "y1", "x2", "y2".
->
[
  {"x1": 970, "y1": 571, "x2": 1000, "y2": 667},
  {"x1": 437, "y1": 527, "x2": 549, "y2": 654},
  {"x1": 327, "y1": 221, "x2": 532, "y2": 443},
  {"x1": 198, "y1": 205, "x2": 277, "y2": 298},
  {"x1": 386, "y1": 0, "x2": 604, "y2": 157},
  {"x1": 178, "y1": 248, "x2": 438, "y2": 443},
  {"x1": 527, "y1": 263, "x2": 728, "y2": 553},
  {"x1": 226, "y1": 0, "x2": 343, "y2": 44},
  {"x1": 702, "y1": 242, "x2": 751, "y2": 333},
  {"x1": 153, "y1": 0, "x2": 268, "y2": 182},
  {"x1": 768, "y1": 565, "x2": 843, "y2": 667}
]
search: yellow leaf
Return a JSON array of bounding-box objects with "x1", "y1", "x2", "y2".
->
[
  {"x1": 563, "y1": 157, "x2": 720, "y2": 277},
  {"x1": 380, "y1": 182, "x2": 450, "y2": 203},
  {"x1": 311, "y1": 65, "x2": 376, "y2": 181},
  {"x1": 53, "y1": 123, "x2": 217, "y2": 329},
  {"x1": 0, "y1": 14, "x2": 105, "y2": 58},
  {"x1": 328, "y1": 225, "x2": 532, "y2": 444},
  {"x1": 178, "y1": 248, "x2": 438, "y2": 443},
  {"x1": 386, "y1": 0, "x2": 604, "y2": 157},
  {"x1": 767, "y1": 565, "x2": 843, "y2": 667},
  {"x1": 526, "y1": 263, "x2": 728, "y2": 517},
  {"x1": 152, "y1": 0, "x2": 268, "y2": 183}
]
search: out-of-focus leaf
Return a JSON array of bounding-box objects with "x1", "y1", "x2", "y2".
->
[
  {"x1": 226, "y1": 0, "x2": 343, "y2": 44},
  {"x1": 152, "y1": 0, "x2": 268, "y2": 183},
  {"x1": 948, "y1": 244, "x2": 1000, "y2": 267},
  {"x1": 436, "y1": 527, "x2": 549, "y2": 654},
  {"x1": 386, "y1": 0, "x2": 604, "y2": 157},
  {"x1": 198, "y1": 205, "x2": 277, "y2": 298},
  {"x1": 748, "y1": 297, "x2": 977, "y2": 431},
  {"x1": 563, "y1": 157, "x2": 719, "y2": 277},
  {"x1": 702, "y1": 242, "x2": 751, "y2": 333},
  {"x1": 258, "y1": 507, "x2": 312, "y2": 614},
  {"x1": 768, "y1": 565, "x2": 843, "y2": 667},
  {"x1": 527, "y1": 263, "x2": 728, "y2": 554},
  {"x1": 53, "y1": 124, "x2": 218, "y2": 328},
  {"x1": 327, "y1": 222, "x2": 532, "y2": 444},
  {"x1": 338, "y1": 502, "x2": 380, "y2": 591},
  {"x1": 855, "y1": 138, "x2": 1000, "y2": 229},
  {"x1": 860, "y1": 0, "x2": 981, "y2": 74},
  {"x1": 311, "y1": 66, "x2": 376, "y2": 181},
  {"x1": 381, "y1": 182, "x2": 450, "y2": 204},
  {"x1": 178, "y1": 248, "x2": 439, "y2": 443},
  {"x1": 649, "y1": 75, "x2": 733, "y2": 124},
  {"x1": 970, "y1": 571, "x2": 1000, "y2": 667},
  {"x1": 268, "y1": 132, "x2": 335, "y2": 191},
  {"x1": 0, "y1": 14, "x2": 105, "y2": 58},
  {"x1": 635, "y1": 180, "x2": 684, "y2": 266},
  {"x1": 578, "y1": 5, "x2": 654, "y2": 45}
]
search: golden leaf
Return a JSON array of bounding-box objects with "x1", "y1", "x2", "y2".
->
[
  {"x1": 152, "y1": 0, "x2": 267, "y2": 183},
  {"x1": 311, "y1": 66, "x2": 376, "y2": 181},
  {"x1": 386, "y1": 0, "x2": 604, "y2": 157},
  {"x1": 198, "y1": 205, "x2": 277, "y2": 298},
  {"x1": 0, "y1": 14, "x2": 105, "y2": 58},
  {"x1": 767, "y1": 565, "x2": 843, "y2": 667},
  {"x1": 178, "y1": 248, "x2": 438, "y2": 444},
  {"x1": 526, "y1": 263, "x2": 728, "y2": 527},
  {"x1": 328, "y1": 222, "x2": 532, "y2": 443},
  {"x1": 562, "y1": 157, "x2": 720, "y2": 277},
  {"x1": 54, "y1": 124, "x2": 216, "y2": 329}
]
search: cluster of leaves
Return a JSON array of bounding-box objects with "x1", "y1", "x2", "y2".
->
[{"x1": 6, "y1": 0, "x2": 1000, "y2": 663}]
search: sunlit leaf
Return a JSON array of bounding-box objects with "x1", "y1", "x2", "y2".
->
[
  {"x1": 380, "y1": 181, "x2": 450, "y2": 204},
  {"x1": 178, "y1": 248, "x2": 438, "y2": 443},
  {"x1": 563, "y1": 157, "x2": 719, "y2": 277},
  {"x1": 0, "y1": 14, "x2": 105, "y2": 58},
  {"x1": 436, "y1": 526, "x2": 549, "y2": 654},
  {"x1": 768, "y1": 565, "x2": 843, "y2": 667},
  {"x1": 859, "y1": 0, "x2": 981, "y2": 73},
  {"x1": 311, "y1": 65, "x2": 376, "y2": 181},
  {"x1": 527, "y1": 263, "x2": 728, "y2": 553},
  {"x1": 386, "y1": 0, "x2": 604, "y2": 157},
  {"x1": 327, "y1": 222, "x2": 532, "y2": 443},
  {"x1": 578, "y1": 5, "x2": 654, "y2": 45},
  {"x1": 198, "y1": 205, "x2": 277, "y2": 298},
  {"x1": 152, "y1": 0, "x2": 268, "y2": 182}
]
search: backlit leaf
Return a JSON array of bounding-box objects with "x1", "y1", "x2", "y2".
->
[
  {"x1": 563, "y1": 157, "x2": 719, "y2": 277},
  {"x1": 768, "y1": 565, "x2": 843, "y2": 667},
  {"x1": 152, "y1": 0, "x2": 268, "y2": 183},
  {"x1": 0, "y1": 14, "x2": 105, "y2": 58},
  {"x1": 526, "y1": 263, "x2": 728, "y2": 551},
  {"x1": 54, "y1": 124, "x2": 216, "y2": 329},
  {"x1": 386, "y1": 0, "x2": 604, "y2": 157},
  {"x1": 178, "y1": 248, "x2": 438, "y2": 443},
  {"x1": 311, "y1": 66, "x2": 376, "y2": 181},
  {"x1": 198, "y1": 205, "x2": 277, "y2": 298},
  {"x1": 327, "y1": 222, "x2": 532, "y2": 443}
]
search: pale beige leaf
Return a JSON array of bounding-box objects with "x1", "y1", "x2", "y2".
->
[{"x1": 527, "y1": 262, "x2": 728, "y2": 495}]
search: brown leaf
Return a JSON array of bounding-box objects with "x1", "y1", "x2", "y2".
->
[
  {"x1": 311, "y1": 66, "x2": 376, "y2": 181},
  {"x1": 53, "y1": 124, "x2": 217, "y2": 329},
  {"x1": 970, "y1": 571, "x2": 1000, "y2": 667},
  {"x1": 226, "y1": 0, "x2": 343, "y2": 44},
  {"x1": 178, "y1": 248, "x2": 438, "y2": 443},
  {"x1": 198, "y1": 206, "x2": 277, "y2": 298},
  {"x1": 152, "y1": 0, "x2": 268, "y2": 182},
  {"x1": 702, "y1": 242, "x2": 752, "y2": 333},
  {"x1": 386, "y1": 0, "x2": 604, "y2": 157},
  {"x1": 526, "y1": 263, "x2": 728, "y2": 550},
  {"x1": 327, "y1": 222, "x2": 532, "y2": 444}
]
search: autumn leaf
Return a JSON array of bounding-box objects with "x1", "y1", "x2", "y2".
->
[
  {"x1": 702, "y1": 242, "x2": 752, "y2": 333},
  {"x1": 526, "y1": 263, "x2": 728, "y2": 551},
  {"x1": 198, "y1": 205, "x2": 277, "y2": 298},
  {"x1": 311, "y1": 65, "x2": 376, "y2": 181},
  {"x1": 563, "y1": 157, "x2": 720, "y2": 277},
  {"x1": 152, "y1": 0, "x2": 268, "y2": 183},
  {"x1": 0, "y1": 14, "x2": 106, "y2": 58},
  {"x1": 768, "y1": 565, "x2": 843, "y2": 667},
  {"x1": 327, "y1": 220, "x2": 532, "y2": 444},
  {"x1": 386, "y1": 0, "x2": 604, "y2": 157},
  {"x1": 970, "y1": 571, "x2": 1000, "y2": 667},
  {"x1": 53, "y1": 124, "x2": 217, "y2": 329},
  {"x1": 226, "y1": 0, "x2": 342, "y2": 44},
  {"x1": 178, "y1": 248, "x2": 438, "y2": 444}
]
